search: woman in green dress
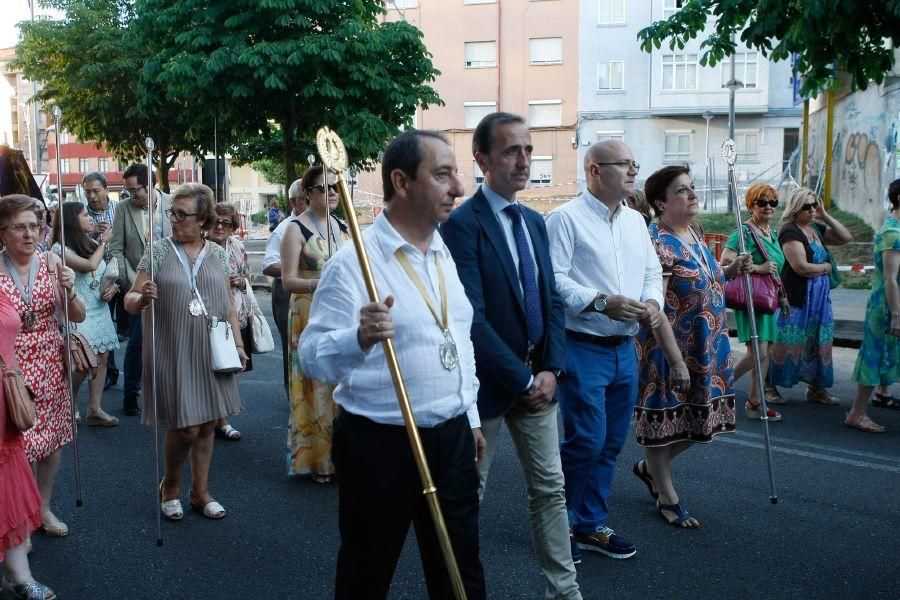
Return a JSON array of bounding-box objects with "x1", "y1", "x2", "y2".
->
[
  {"x1": 721, "y1": 184, "x2": 785, "y2": 421},
  {"x1": 848, "y1": 179, "x2": 900, "y2": 432}
]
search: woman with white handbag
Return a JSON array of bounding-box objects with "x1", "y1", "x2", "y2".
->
[
  {"x1": 206, "y1": 203, "x2": 252, "y2": 441},
  {"x1": 124, "y1": 183, "x2": 246, "y2": 521}
]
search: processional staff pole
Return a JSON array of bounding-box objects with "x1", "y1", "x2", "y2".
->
[
  {"x1": 722, "y1": 138, "x2": 779, "y2": 504},
  {"x1": 315, "y1": 127, "x2": 467, "y2": 600},
  {"x1": 53, "y1": 106, "x2": 83, "y2": 508}
]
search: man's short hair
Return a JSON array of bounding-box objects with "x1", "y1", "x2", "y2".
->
[
  {"x1": 381, "y1": 130, "x2": 449, "y2": 202},
  {"x1": 472, "y1": 112, "x2": 526, "y2": 156},
  {"x1": 82, "y1": 172, "x2": 107, "y2": 188},
  {"x1": 889, "y1": 178, "x2": 900, "y2": 211},
  {"x1": 287, "y1": 178, "x2": 304, "y2": 201},
  {"x1": 122, "y1": 163, "x2": 155, "y2": 188}
]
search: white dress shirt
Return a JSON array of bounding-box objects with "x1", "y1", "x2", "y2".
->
[
  {"x1": 262, "y1": 212, "x2": 300, "y2": 271},
  {"x1": 546, "y1": 189, "x2": 663, "y2": 337},
  {"x1": 480, "y1": 183, "x2": 538, "y2": 291},
  {"x1": 299, "y1": 213, "x2": 480, "y2": 428}
]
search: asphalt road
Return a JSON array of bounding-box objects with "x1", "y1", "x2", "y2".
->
[{"x1": 30, "y1": 290, "x2": 900, "y2": 599}]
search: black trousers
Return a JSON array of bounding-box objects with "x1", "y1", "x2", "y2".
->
[
  {"x1": 333, "y1": 411, "x2": 486, "y2": 600},
  {"x1": 271, "y1": 277, "x2": 291, "y2": 394}
]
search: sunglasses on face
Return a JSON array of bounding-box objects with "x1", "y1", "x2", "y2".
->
[
  {"x1": 214, "y1": 219, "x2": 234, "y2": 229},
  {"x1": 306, "y1": 183, "x2": 338, "y2": 193},
  {"x1": 754, "y1": 199, "x2": 778, "y2": 208},
  {"x1": 801, "y1": 202, "x2": 819, "y2": 211}
]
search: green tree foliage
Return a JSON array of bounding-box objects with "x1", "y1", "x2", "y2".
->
[
  {"x1": 637, "y1": 0, "x2": 900, "y2": 96},
  {"x1": 14, "y1": 0, "x2": 211, "y2": 190},
  {"x1": 250, "y1": 158, "x2": 287, "y2": 188},
  {"x1": 140, "y1": 0, "x2": 442, "y2": 186}
]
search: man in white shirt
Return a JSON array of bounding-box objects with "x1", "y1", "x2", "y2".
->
[
  {"x1": 546, "y1": 140, "x2": 663, "y2": 561},
  {"x1": 300, "y1": 130, "x2": 486, "y2": 599},
  {"x1": 262, "y1": 180, "x2": 304, "y2": 394}
]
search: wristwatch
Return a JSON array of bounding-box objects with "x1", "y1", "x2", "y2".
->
[
  {"x1": 550, "y1": 369, "x2": 566, "y2": 384},
  {"x1": 593, "y1": 294, "x2": 608, "y2": 313}
]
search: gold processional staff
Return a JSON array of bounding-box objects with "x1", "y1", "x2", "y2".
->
[{"x1": 316, "y1": 127, "x2": 468, "y2": 600}]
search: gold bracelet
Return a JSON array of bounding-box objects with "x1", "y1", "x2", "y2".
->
[{"x1": 307, "y1": 279, "x2": 313, "y2": 292}]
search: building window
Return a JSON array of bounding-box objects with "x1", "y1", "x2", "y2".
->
[
  {"x1": 98, "y1": 157, "x2": 109, "y2": 172},
  {"x1": 473, "y1": 161, "x2": 485, "y2": 185},
  {"x1": 60, "y1": 159, "x2": 70, "y2": 174},
  {"x1": 597, "y1": 131, "x2": 625, "y2": 142},
  {"x1": 597, "y1": 0, "x2": 624, "y2": 24},
  {"x1": 529, "y1": 37, "x2": 562, "y2": 65},
  {"x1": 530, "y1": 157, "x2": 553, "y2": 185},
  {"x1": 735, "y1": 130, "x2": 759, "y2": 160},
  {"x1": 722, "y1": 52, "x2": 758, "y2": 89},
  {"x1": 662, "y1": 0, "x2": 684, "y2": 18},
  {"x1": 78, "y1": 158, "x2": 89, "y2": 172},
  {"x1": 664, "y1": 131, "x2": 692, "y2": 161},
  {"x1": 529, "y1": 100, "x2": 562, "y2": 127},
  {"x1": 662, "y1": 54, "x2": 698, "y2": 90},
  {"x1": 597, "y1": 61, "x2": 625, "y2": 90},
  {"x1": 58, "y1": 131, "x2": 69, "y2": 144},
  {"x1": 465, "y1": 41, "x2": 497, "y2": 68},
  {"x1": 464, "y1": 102, "x2": 496, "y2": 128}
]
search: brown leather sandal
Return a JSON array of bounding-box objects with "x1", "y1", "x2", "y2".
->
[{"x1": 843, "y1": 412, "x2": 885, "y2": 433}]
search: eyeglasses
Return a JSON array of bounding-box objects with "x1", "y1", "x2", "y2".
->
[
  {"x1": 754, "y1": 199, "x2": 779, "y2": 208},
  {"x1": 592, "y1": 160, "x2": 640, "y2": 171},
  {"x1": 801, "y1": 202, "x2": 819, "y2": 211},
  {"x1": 165, "y1": 209, "x2": 198, "y2": 222},
  {"x1": 306, "y1": 183, "x2": 338, "y2": 193},
  {"x1": 125, "y1": 185, "x2": 146, "y2": 195},
  {"x1": 3, "y1": 223, "x2": 41, "y2": 234},
  {"x1": 214, "y1": 219, "x2": 234, "y2": 229}
]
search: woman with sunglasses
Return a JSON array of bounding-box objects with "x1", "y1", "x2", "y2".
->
[
  {"x1": 769, "y1": 187, "x2": 853, "y2": 408},
  {"x1": 280, "y1": 166, "x2": 348, "y2": 483},
  {"x1": 50, "y1": 201, "x2": 120, "y2": 427},
  {"x1": 206, "y1": 203, "x2": 251, "y2": 441},
  {"x1": 721, "y1": 184, "x2": 786, "y2": 421}
]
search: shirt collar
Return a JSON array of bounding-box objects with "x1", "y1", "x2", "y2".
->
[
  {"x1": 480, "y1": 183, "x2": 517, "y2": 216},
  {"x1": 582, "y1": 187, "x2": 625, "y2": 222},
  {"x1": 372, "y1": 211, "x2": 446, "y2": 262}
]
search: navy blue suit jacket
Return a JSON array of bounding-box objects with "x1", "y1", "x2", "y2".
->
[{"x1": 441, "y1": 188, "x2": 566, "y2": 420}]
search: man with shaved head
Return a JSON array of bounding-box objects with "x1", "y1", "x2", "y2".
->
[{"x1": 546, "y1": 141, "x2": 663, "y2": 562}]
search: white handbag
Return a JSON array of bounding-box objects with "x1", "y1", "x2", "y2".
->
[
  {"x1": 195, "y1": 292, "x2": 243, "y2": 374},
  {"x1": 244, "y1": 279, "x2": 274, "y2": 353}
]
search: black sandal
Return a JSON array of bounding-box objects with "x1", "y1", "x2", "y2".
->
[
  {"x1": 872, "y1": 392, "x2": 900, "y2": 410},
  {"x1": 632, "y1": 460, "x2": 658, "y2": 500}
]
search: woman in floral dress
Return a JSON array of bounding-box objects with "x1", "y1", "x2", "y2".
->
[
  {"x1": 281, "y1": 166, "x2": 348, "y2": 482},
  {"x1": 848, "y1": 179, "x2": 900, "y2": 432},
  {"x1": 0, "y1": 195, "x2": 84, "y2": 538},
  {"x1": 635, "y1": 166, "x2": 749, "y2": 528}
]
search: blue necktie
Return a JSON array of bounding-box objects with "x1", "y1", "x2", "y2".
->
[{"x1": 504, "y1": 204, "x2": 544, "y2": 345}]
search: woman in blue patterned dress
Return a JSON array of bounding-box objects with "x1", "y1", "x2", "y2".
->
[
  {"x1": 769, "y1": 187, "x2": 853, "y2": 403},
  {"x1": 848, "y1": 179, "x2": 900, "y2": 432},
  {"x1": 51, "y1": 201, "x2": 120, "y2": 427},
  {"x1": 635, "y1": 166, "x2": 749, "y2": 528}
]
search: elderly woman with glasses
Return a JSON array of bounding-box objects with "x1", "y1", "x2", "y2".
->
[
  {"x1": 721, "y1": 184, "x2": 786, "y2": 422},
  {"x1": 768, "y1": 187, "x2": 853, "y2": 409},
  {"x1": 280, "y1": 165, "x2": 348, "y2": 483},
  {"x1": 206, "y1": 203, "x2": 251, "y2": 441},
  {"x1": 0, "y1": 194, "x2": 85, "y2": 538},
  {"x1": 125, "y1": 183, "x2": 246, "y2": 521}
]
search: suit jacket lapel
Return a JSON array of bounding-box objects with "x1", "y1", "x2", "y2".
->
[
  {"x1": 472, "y1": 191, "x2": 525, "y2": 310},
  {"x1": 127, "y1": 202, "x2": 146, "y2": 253}
]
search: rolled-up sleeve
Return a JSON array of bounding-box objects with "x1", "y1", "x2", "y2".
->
[
  {"x1": 298, "y1": 259, "x2": 368, "y2": 384},
  {"x1": 546, "y1": 211, "x2": 597, "y2": 315},
  {"x1": 640, "y1": 229, "x2": 664, "y2": 307}
]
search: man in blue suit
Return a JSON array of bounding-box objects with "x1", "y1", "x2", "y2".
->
[{"x1": 442, "y1": 113, "x2": 581, "y2": 600}]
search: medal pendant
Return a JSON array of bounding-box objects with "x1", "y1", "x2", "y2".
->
[
  {"x1": 439, "y1": 330, "x2": 459, "y2": 371},
  {"x1": 188, "y1": 298, "x2": 203, "y2": 317},
  {"x1": 23, "y1": 310, "x2": 36, "y2": 330},
  {"x1": 90, "y1": 279, "x2": 101, "y2": 290}
]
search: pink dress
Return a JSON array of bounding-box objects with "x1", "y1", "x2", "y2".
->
[
  {"x1": 0, "y1": 254, "x2": 72, "y2": 462},
  {"x1": 0, "y1": 292, "x2": 42, "y2": 560}
]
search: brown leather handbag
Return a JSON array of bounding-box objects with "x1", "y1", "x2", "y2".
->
[
  {"x1": 0, "y1": 353, "x2": 35, "y2": 432},
  {"x1": 68, "y1": 328, "x2": 98, "y2": 373}
]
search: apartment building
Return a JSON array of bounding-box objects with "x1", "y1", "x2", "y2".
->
[
  {"x1": 578, "y1": 0, "x2": 802, "y2": 197},
  {"x1": 365, "y1": 0, "x2": 580, "y2": 200}
]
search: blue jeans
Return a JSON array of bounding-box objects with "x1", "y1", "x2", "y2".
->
[
  {"x1": 559, "y1": 339, "x2": 637, "y2": 534},
  {"x1": 123, "y1": 312, "x2": 143, "y2": 396}
]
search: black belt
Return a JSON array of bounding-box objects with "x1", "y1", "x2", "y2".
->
[{"x1": 565, "y1": 329, "x2": 631, "y2": 347}]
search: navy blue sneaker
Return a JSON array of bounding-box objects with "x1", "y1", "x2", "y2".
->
[
  {"x1": 572, "y1": 526, "x2": 636, "y2": 559},
  {"x1": 569, "y1": 535, "x2": 582, "y2": 565}
]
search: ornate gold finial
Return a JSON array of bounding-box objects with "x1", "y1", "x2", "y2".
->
[{"x1": 316, "y1": 126, "x2": 348, "y2": 172}]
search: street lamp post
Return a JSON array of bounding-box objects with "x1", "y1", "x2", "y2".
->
[
  {"x1": 27, "y1": 0, "x2": 41, "y2": 175},
  {"x1": 723, "y1": 48, "x2": 744, "y2": 212},
  {"x1": 702, "y1": 111, "x2": 713, "y2": 209}
]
